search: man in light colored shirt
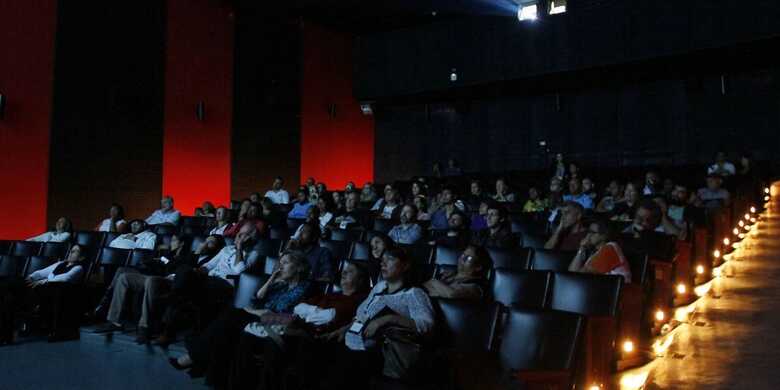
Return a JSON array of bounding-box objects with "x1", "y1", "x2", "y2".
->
[
  {"x1": 388, "y1": 205, "x2": 423, "y2": 244},
  {"x1": 146, "y1": 196, "x2": 181, "y2": 225},
  {"x1": 209, "y1": 206, "x2": 233, "y2": 236},
  {"x1": 695, "y1": 174, "x2": 731, "y2": 209},
  {"x1": 264, "y1": 176, "x2": 290, "y2": 205},
  {"x1": 200, "y1": 224, "x2": 261, "y2": 286},
  {"x1": 288, "y1": 189, "x2": 313, "y2": 220},
  {"x1": 109, "y1": 220, "x2": 157, "y2": 250},
  {"x1": 27, "y1": 217, "x2": 72, "y2": 243},
  {"x1": 707, "y1": 151, "x2": 736, "y2": 177},
  {"x1": 562, "y1": 178, "x2": 594, "y2": 210}
]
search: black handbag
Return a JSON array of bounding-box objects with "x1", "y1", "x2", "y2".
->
[{"x1": 380, "y1": 326, "x2": 425, "y2": 380}]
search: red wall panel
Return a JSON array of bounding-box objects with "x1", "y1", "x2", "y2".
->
[
  {"x1": 162, "y1": 0, "x2": 234, "y2": 214},
  {"x1": 0, "y1": 1, "x2": 57, "y2": 239},
  {"x1": 300, "y1": 23, "x2": 375, "y2": 189}
]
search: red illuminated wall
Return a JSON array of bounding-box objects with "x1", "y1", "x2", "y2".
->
[
  {"x1": 300, "y1": 23, "x2": 375, "y2": 189},
  {"x1": 0, "y1": 1, "x2": 57, "y2": 239},
  {"x1": 162, "y1": 0, "x2": 234, "y2": 214}
]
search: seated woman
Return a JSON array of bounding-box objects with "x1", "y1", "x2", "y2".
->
[
  {"x1": 368, "y1": 233, "x2": 392, "y2": 265},
  {"x1": 224, "y1": 202, "x2": 266, "y2": 238},
  {"x1": 0, "y1": 245, "x2": 86, "y2": 344},
  {"x1": 414, "y1": 195, "x2": 431, "y2": 221},
  {"x1": 230, "y1": 261, "x2": 372, "y2": 389},
  {"x1": 96, "y1": 204, "x2": 127, "y2": 232},
  {"x1": 317, "y1": 247, "x2": 435, "y2": 389},
  {"x1": 169, "y1": 251, "x2": 312, "y2": 387},
  {"x1": 611, "y1": 182, "x2": 641, "y2": 221},
  {"x1": 423, "y1": 244, "x2": 491, "y2": 300},
  {"x1": 27, "y1": 217, "x2": 72, "y2": 243},
  {"x1": 568, "y1": 219, "x2": 631, "y2": 283}
]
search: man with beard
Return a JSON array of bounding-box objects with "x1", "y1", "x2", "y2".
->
[{"x1": 388, "y1": 204, "x2": 423, "y2": 245}]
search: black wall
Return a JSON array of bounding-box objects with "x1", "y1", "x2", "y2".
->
[
  {"x1": 231, "y1": 7, "x2": 301, "y2": 198},
  {"x1": 48, "y1": 1, "x2": 166, "y2": 229}
]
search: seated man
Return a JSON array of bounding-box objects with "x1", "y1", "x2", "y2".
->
[
  {"x1": 374, "y1": 187, "x2": 402, "y2": 221},
  {"x1": 643, "y1": 171, "x2": 661, "y2": 195},
  {"x1": 224, "y1": 202, "x2": 266, "y2": 238},
  {"x1": 388, "y1": 204, "x2": 423, "y2": 245},
  {"x1": 286, "y1": 222, "x2": 335, "y2": 282},
  {"x1": 264, "y1": 176, "x2": 290, "y2": 205},
  {"x1": 650, "y1": 195, "x2": 684, "y2": 239},
  {"x1": 544, "y1": 201, "x2": 587, "y2": 251},
  {"x1": 620, "y1": 200, "x2": 676, "y2": 261},
  {"x1": 430, "y1": 187, "x2": 464, "y2": 230},
  {"x1": 430, "y1": 210, "x2": 471, "y2": 249},
  {"x1": 492, "y1": 177, "x2": 516, "y2": 203},
  {"x1": 27, "y1": 217, "x2": 72, "y2": 243},
  {"x1": 707, "y1": 151, "x2": 736, "y2": 177},
  {"x1": 471, "y1": 203, "x2": 516, "y2": 249},
  {"x1": 568, "y1": 219, "x2": 631, "y2": 283},
  {"x1": 695, "y1": 174, "x2": 731, "y2": 209},
  {"x1": 146, "y1": 196, "x2": 181, "y2": 225},
  {"x1": 562, "y1": 178, "x2": 594, "y2": 210},
  {"x1": 331, "y1": 192, "x2": 367, "y2": 229},
  {"x1": 288, "y1": 189, "x2": 314, "y2": 220},
  {"x1": 108, "y1": 220, "x2": 157, "y2": 250},
  {"x1": 423, "y1": 244, "x2": 491, "y2": 300}
]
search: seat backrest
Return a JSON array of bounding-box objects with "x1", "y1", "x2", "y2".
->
[
  {"x1": 330, "y1": 228, "x2": 362, "y2": 242},
  {"x1": 103, "y1": 232, "x2": 121, "y2": 247},
  {"x1": 254, "y1": 239, "x2": 282, "y2": 258},
  {"x1": 350, "y1": 241, "x2": 371, "y2": 261},
  {"x1": 0, "y1": 240, "x2": 14, "y2": 255},
  {"x1": 233, "y1": 273, "x2": 269, "y2": 308},
  {"x1": 0, "y1": 255, "x2": 27, "y2": 277},
  {"x1": 530, "y1": 249, "x2": 575, "y2": 272},
  {"x1": 11, "y1": 241, "x2": 41, "y2": 257},
  {"x1": 127, "y1": 249, "x2": 155, "y2": 268},
  {"x1": 180, "y1": 225, "x2": 207, "y2": 237},
  {"x1": 153, "y1": 224, "x2": 178, "y2": 235},
  {"x1": 488, "y1": 247, "x2": 532, "y2": 271},
  {"x1": 434, "y1": 246, "x2": 462, "y2": 266},
  {"x1": 40, "y1": 241, "x2": 69, "y2": 259},
  {"x1": 189, "y1": 235, "x2": 206, "y2": 254},
  {"x1": 397, "y1": 243, "x2": 434, "y2": 265},
  {"x1": 98, "y1": 247, "x2": 130, "y2": 266},
  {"x1": 320, "y1": 239, "x2": 350, "y2": 261},
  {"x1": 436, "y1": 299, "x2": 501, "y2": 352},
  {"x1": 269, "y1": 227, "x2": 290, "y2": 240},
  {"x1": 373, "y1": 218, "x2": 394, "y2": 234},
  {"x1": 521, "y1": 233, "x2": 547, "y2": 249},
  {"x1": 181, "y1": 216, "x2": 208, "y2": 227},
  {"x1": 287, "y1": 218, "x2": 304, "y2": 231},
  {"x1": 492, "y1": 269, "x2": 552, "y2": 309},
  {"x1": 549, "y1": 272, "x2": 623, "y2": 317},
  {"x1": 499, "y1": 308, "x2": 584, "y2": 371},
  {"x1": 74, "y1": 231, "x2": 104, "y2": 248},
  {"x1": 24, "y1": 255, "x2": 56, "y2": 277}
]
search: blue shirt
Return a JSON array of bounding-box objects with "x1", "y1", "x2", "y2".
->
[
  {"x1": 430, "y1": 209, "x2": 449, "y2": 230},
  {"x1": 288, "y1": 201, "x2": 313, "y2": 219},
  {"x1": 563, "y1": 193, "x2": 594, "y2": 209},
  {"x1": 388, "y1": 223, "x2": 423, "y2": 245},
  {"x1": 260, "y1": 281, "x2": 311, "y2": 313},
  {"x1": 306, "y1": 245, "x2": 335, "y2": 281}
]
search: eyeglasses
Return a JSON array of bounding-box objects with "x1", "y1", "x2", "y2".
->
[{"x1": 459, "y1": 254, "x2": 476, "y2": 262}]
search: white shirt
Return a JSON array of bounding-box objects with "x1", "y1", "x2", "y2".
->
[
  {"x1": 27, "y1": 231, "x2": 71, "y2": 243},
  {"x1": 98, "y1": 218, "x2": 127, "y2": 232},
  {"x1": 28, "y1": 261, "x2": 84, "y2": 284},
  {"x1": 201, "y1": 245, "x2": 260, "y2": 286},
  {"x1": 353, "y1": 281, "x2": 435, "y2": 334},
  {"x1": 209, "y1": 223, "x2": 231, "y2": 236},
  {"x1": 265, "y1": 189, "x2": 290, "y2": 204},
  {"x1": 146, "y1": 209, "x2": 181, "y2": 225},
  {"x1": 708, "y1": 162, "x2": 736, "y2": 176},
  {"x1": 109, "y1": 231, "x2": 157, "y2": 250},
  {"x1": 381, "y1": 204, "x2": 398, "y2": 219}
]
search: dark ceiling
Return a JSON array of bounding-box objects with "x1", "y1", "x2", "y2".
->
[{"x1": 233, "y1": 0, "x2": 518, "y2": 33}]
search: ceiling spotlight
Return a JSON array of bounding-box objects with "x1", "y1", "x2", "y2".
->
[
  {"x1": 517, "y1": 1, "x2": 538, "y2": 21},
  {"x1": 549, "y1": 0, "x2": 567, "y2": 15}
]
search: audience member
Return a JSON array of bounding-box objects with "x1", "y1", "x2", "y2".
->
[
  {"x1": 27, "y1": 217, "x2": 72, "y2": 243},
  {"x1": 445, "y1": 158, "x2": 463, "y2": 177},
  {"x1": 492, "y1": 178, "x2": 516, "y2": 203},
  {"x1": 470, "y1": 200, "x2": 489, "y2": 231},
  {"x1": 611, "y1": 182, "x2": 641, "y2": 221},
  {"x1": 471, "y1": 204, "x2": 516, "y2": 249},
  {"x1": 568, "y1": 162, "x2": 581, "y2": 181},
  {"x1": 290, "y1": 205, "x2": 321, "y2": 240},
  {"x1": 563, "y1": 178, "x2": 595, "y2": 210},
  {"x1": 1, "y1": 245, "x2": 86, "y2": 344},
  {"x1": 596, "y1": 180, "x2": 623, "y2": 213},
  {"x1": 695, "y1": 174, "x2": 731, "y2": 209},
  {"x1": 431, "y1": 210, "x2": 471, "y2": 249},
  {"x1": 545, "y1": 201, "x2": 587, "y2": 251},
  {"x1": 96, "y1": 204, "x2": 127, "y2": 232},
  {"x1": 332, "y1": 191, "x2": 344, "y2": 213},
  {"x1": 209, "y1": 206, "x2": 233, "y2": 236},
  {"x1": 286, "y1": 223, "x2": 335, "y2": 282},
  {"x1": 169, "y1": 251, "x2": 312, "y2": 387},
  {"x1": 522, "y1": 187, "x2": 547, "y2": 213},
  {"x1": 224, "y1": 202, "x2": 266, "y2": 238},
  {"x1": 552, "y1": 153, "x2": 567, "y2": 180},
  {"x1": 146, "y1": 196, "x2": 181, "y2": 225},
  {"x1": 620, "y1": 200, "x2": 676, "y2": 261},
  {"x1": 374, "y1": 187, "x2": 402, "y2": 221},
  {"x1": 650, "y1": 195, "x2": 684, "y2": 239},
  {"x1": 582, "y1": 177, "x2": 598, "y2": 202},
  {"x1": 360, "y1": 183, "x2": 378, "y2": 206},
  {"x1": 288, "y1": 189, "x2": 314, "y2": 220},
  {"x1": 195, "y1": 201, "x2": 216, "y2": 218},
  {"x1": 368, "y1": 234, "x2": 392, "y2": 264},
  {"x1": 424, "y1": 245, "x2": 491, "y2": 300},
  {"x1": 316, "y1": 197, "x2": 335, "y2": 233},
  {"x1": 414, "y1": 195, "x2": 431, "y2": 221},
  {"x1": 344, "y1": 181, "x2": 357, "y2": 193},
  {"x1": 108, "y1": 220, "x2": 157, "y2": 250},
  {"x1": 568, "y1": 219, "x2": 631, "y2": 283},
  {"x1": 388, "y1": 204, "x2": 423, "y2": 245},
  {"x1": 249, "y1": 192, "x2": 262, "y2": 203},
  {"x1": 643, "y1": 171, "x2": 661, "y2": 195},
  {"x1": 265, "y1": 176, "x2": 290, "y2": 205},
  {"x1": 708, "y1": 151, "x2": 735, "y2": 177},
  {"x1": 259, "y1": 197, "x2": 285, "y2": 227},
  {"x1": 332, "y1": 192, "x2": 366, "y2": 229},
  {"x1": 430, "y1": 187, "x2": 462, "y2": 230}
]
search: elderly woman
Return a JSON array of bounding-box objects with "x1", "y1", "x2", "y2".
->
[
  {"x1": 27, "y1": 217, "x2": 72, "y2": 243},
  {"x1": 319, "y1": 247, "x2": 435, "y2": 388},
  {"x1": 230, "y1": 261, "x2": 372, "y2": 389},
  {"x1": 0, "y1": 245, "x2": 86, "y2": 344},
  {"x1": 169, "y1": 251, "x2": 312, "y2": 387},
  {"x1": 568, "y1": 219, "x2": 631, "y2": 283},
  {"x1": 423, "y1": 245, "x2": 491, "y2": 300}
]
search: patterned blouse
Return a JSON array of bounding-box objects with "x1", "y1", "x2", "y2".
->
[
  {"x1": 256, "y1": 281, "x2": 311, "y2": 314},
  {"x1": 354, "y1": 281, "x2": 435, "y2": 334}
]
